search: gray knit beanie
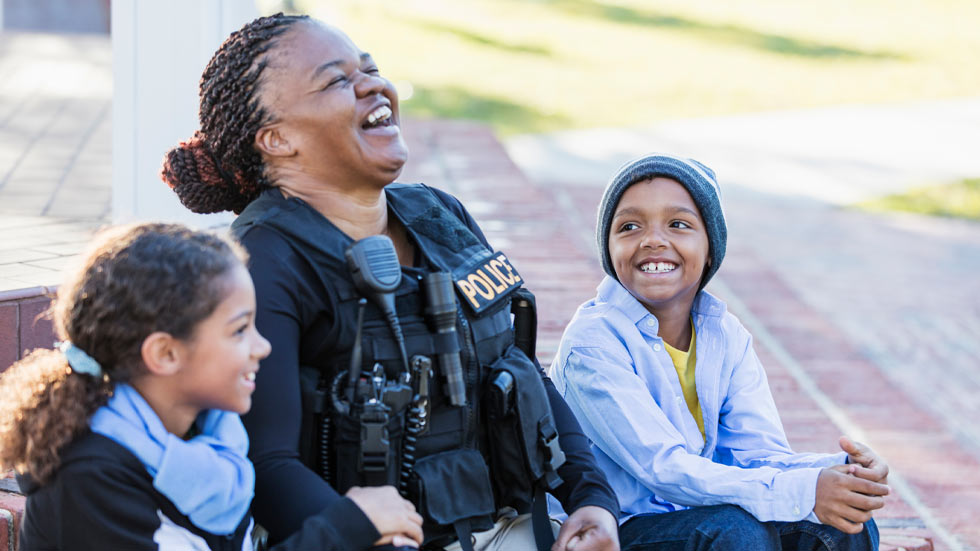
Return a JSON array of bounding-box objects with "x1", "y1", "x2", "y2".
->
[{"x1": 596, "y1": 154, "x2": 727, "y2": 289}]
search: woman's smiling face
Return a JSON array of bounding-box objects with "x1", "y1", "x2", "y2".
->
[
  {"x1": 608, "y1": 177, "x2": 710, "y2": 316},
  {"x1": 258, "y1": 21, "x2": 408, "y2": 188}
]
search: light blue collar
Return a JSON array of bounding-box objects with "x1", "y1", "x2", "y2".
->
[{"x1": 90, "y1": 384, "x2": 254, "y2": 535}]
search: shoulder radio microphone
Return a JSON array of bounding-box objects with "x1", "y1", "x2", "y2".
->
[{"x1": 345, "y1": 235, "x2": 410, "y2": 374}]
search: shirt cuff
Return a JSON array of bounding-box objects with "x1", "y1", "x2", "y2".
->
[
  {"x1": 566, "y1": 497, "x2": 621, "y2": 524},
  {"x1": 770, "y1": 467, "x2": 822, "y2": 521},
  {"x1": 325, "y1": 496, "x2": 381, "y2": 549}
]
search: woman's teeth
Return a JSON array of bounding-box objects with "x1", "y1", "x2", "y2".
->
[
  {"x1": 641, "y1": 262, "x2": 676, "y2": 273},
  {"x1": 365, "y1": 105, "x2": 392, "y2": 127}
]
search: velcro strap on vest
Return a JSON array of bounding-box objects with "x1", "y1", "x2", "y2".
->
[
  {"x1": 432, "y1": 331, "x2": 461, "y2": 355},
  {"x1": 532, "y1": 486, "x2": 555, "y2": 551},
  {"x1": 453, "y1": 519, "x2": 476, "y2": 551}
]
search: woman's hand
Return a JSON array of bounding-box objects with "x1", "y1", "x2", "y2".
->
[
  {"x1": 814, "y1": 466, "x2": 888, "y2": 534},
  {"x1": 345, "y1": 486, "x2": 423, "y2": 547},
  {"x1": 552, "y1": 505, "x2": 619, "y2": 551}
]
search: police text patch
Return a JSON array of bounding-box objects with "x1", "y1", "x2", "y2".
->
[{"x1": 454, "y1": 252, "x2": 522, "y2": 314}]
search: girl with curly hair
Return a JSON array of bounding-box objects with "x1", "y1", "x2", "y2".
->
[{"x1": 0, "y1": 223, "x2": 421, "y2": 551}]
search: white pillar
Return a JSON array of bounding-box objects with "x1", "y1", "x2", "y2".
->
[{"x1": 111, "y1": 0, "x2": 259, "y2": 227}]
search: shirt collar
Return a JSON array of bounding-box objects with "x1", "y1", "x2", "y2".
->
[
  {"x1": 597, "y1": 275, "x2": 728, "y2": 326},
  {"x1": 597, "y1": 276, "x2": 652, "y2": 326}
]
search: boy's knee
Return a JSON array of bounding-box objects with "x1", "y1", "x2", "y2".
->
[
  {"x1": 783, "y1": 517, "x2": 879, "y2": 551},
  {"x1": 693, "y1": 505, "x2": 777, "y2": 547}
]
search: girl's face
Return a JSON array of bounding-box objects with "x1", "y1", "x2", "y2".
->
[
  {"x1": 173, "y1": 264, "x2": 270, "y2": 416},
  {"x1": 260, "y1": 21, "x2": 408, "y2": 188},
  {"x1": 608, "y1": 177, "x2": 710, "y2": 317}
]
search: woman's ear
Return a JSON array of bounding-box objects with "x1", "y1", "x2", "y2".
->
[
  {"x1": 255, "y1": 124, "x2": 296, "y2": 158},
  {"x1": 141, "y1": 332, "x2": 184, "y2": 376}
]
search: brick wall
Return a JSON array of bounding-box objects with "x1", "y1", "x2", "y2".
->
[
  {"x1": 0, "y1": 287, "x2": 54, "y2": 551},
  {"x1": 0, "y1": 287, "x2": 56, "y2": 375}
]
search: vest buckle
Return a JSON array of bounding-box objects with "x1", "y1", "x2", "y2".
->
[{"x1": 359, "y1": 402, "x2": 391, "y2": 479}]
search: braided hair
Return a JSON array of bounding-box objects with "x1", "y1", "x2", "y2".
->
[{"x1": 162, "y1": 13, "x2": 310, "y2": 214}]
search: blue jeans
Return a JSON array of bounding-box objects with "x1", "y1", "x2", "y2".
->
[{"x1": 619, "y1": 505, "x2": 879, "y2": 551}]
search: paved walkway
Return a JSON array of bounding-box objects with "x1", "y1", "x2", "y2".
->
[
  {"x1": 0, "y1": 31, "x2": 111, "y2": 291},
  {"x1": 2, "y1": 28, "x2": 979, "y2": 551}
]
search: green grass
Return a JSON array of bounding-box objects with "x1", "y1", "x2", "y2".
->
[
  {"x1": 272, "y1": 0, "x2": 980, "y2": 137},
  {"x1": 858, "y1": 179, "x2": 980, "y2": 221}
]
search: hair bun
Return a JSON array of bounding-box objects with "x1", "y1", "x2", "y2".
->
[{"x1": 161, "y1": 132, "x2": 251, "y2": 214}]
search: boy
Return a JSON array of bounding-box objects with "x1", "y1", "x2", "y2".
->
[{"x1": 549, "y1": 154, "x2": 889, "y2": 550}]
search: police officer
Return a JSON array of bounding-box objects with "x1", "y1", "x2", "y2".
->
[{"x1": 162, "y1": 13, "x2": 620, "y2": 551}]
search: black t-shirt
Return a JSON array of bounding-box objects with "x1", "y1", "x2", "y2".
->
[{"x1": 236, "y1": 185, "x2": 619, "y2": 543}]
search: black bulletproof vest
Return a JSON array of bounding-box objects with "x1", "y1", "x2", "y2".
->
[{"x1": 233, "y1": 185, "x2": 564, "y2": 545}]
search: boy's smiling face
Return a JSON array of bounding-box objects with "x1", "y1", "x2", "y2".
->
[{"x1": 609, "y1": 177, "x2": 710, "y2": 316}]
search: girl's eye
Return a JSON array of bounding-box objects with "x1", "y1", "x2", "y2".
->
[{"x1": 234, "y1": 324, "x2": 248, "y2": 336}]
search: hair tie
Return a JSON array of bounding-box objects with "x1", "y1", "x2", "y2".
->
[{"x1": 56, "y1": 341, "x2": 103, "y2": 377}]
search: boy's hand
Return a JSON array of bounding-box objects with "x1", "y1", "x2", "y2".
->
[
  {"x1": 839, "y1": 436, "x2": 889, "y2": 484},
  {"x1": 553, "y1": 505, "x2": 619, "y2": 551},
  {"x1": 346, "y1": 485, "x2": 423, "y2": 547},
  {"x1": 814, "y1": 467, "x2": 889, "y2": 534}
]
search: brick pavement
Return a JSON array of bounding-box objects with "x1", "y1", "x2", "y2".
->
[{"x1": 720, "y1": 191, "x2": 980, "y2": 463}]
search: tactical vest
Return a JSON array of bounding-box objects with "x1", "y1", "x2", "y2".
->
[{"x1": 233, "y1": 184, "x2": 565, "y2": 548}]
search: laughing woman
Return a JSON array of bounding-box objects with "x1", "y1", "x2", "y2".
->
[{"x1": 161, "y1": 13, "x2": 619, "y2": 551}]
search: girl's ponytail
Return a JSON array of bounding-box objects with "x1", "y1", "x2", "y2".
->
[{"x1": 0, "y1": 348, "x2": 110, "y2": 484}]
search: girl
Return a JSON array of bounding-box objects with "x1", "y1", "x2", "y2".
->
[{"x1": 0, "y1": 223, "x2": 422, "y2": 551}]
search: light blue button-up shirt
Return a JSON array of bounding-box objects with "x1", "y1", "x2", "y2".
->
[{"x1": 550, "y1": 276, "x2": 846, "y2": 523}]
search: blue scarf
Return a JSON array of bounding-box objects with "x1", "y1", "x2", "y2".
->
[{"x1": 90, "y1": 383, "x2": 254, "y2": 535}]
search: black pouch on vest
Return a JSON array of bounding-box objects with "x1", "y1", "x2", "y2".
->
[
  {"x1": 332, "y1": 404, "x2": 405, "y2": 493},
  {"x1": 408, "y1": 449, "x2": 495, "y2": 545},
  {"x1": 484, "y1": 345, "x2": 566, "y2": 511}
]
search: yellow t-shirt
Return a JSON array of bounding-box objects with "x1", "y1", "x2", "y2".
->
[{"x1": 663, "y1": 322, "x2": 704, "y2": 439}]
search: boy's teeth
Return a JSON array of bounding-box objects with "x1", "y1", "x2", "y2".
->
[{"x1": 641, "y1": 262, "x2": 676, "y2": 273}]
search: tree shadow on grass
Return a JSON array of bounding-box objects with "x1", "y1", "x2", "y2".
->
[
  {"x1": 406, "y1": 18, "x2": 554, "y2": 57},
  {"x1": 402, "y1": 86, "x2": 569, "y2": 135},
  {"x1": 530, "y1": 0, "x2": 907, "y2": 60}
]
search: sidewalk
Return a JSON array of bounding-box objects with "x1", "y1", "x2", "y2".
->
[
  {"x1": 0, "y1": 31, "x2": 111, "y2": 292},
  {"x1": 2, "y1": 28, "x2": 978, "y2": 551}
]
